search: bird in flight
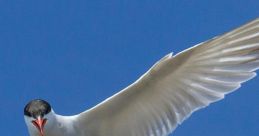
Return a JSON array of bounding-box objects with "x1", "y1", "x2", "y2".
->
[{"x1": 24, "y1": 18, "x2": 259, "y2": 136}]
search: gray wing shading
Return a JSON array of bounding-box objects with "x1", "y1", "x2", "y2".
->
[{"x1": 76, "y1": 18, "x2": 259, "y2": 136}]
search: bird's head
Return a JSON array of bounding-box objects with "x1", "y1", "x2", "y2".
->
[{"x1": 24, "y1": 99, "x2": 54, "y2": 136}]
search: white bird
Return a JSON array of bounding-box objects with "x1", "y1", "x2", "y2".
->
[{"x1": 24, "y1": 18, "x2": 259, "y2": 136}]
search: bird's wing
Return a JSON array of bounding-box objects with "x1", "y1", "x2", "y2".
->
[{"x1": 76, "y1": 18, "x2": 259, "y2": 136}]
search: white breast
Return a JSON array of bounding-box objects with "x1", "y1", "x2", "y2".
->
[{"x1": 45, "y1": 115, "x2": 80, "y2": 136}]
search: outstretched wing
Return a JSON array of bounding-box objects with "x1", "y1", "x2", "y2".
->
[{"x1": 76, "y1": 18, "x2": 259, "y2": 136}]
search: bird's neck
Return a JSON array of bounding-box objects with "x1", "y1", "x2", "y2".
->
[{"x1": 44, "y1": 114, "x2": 78, "y2": 136}]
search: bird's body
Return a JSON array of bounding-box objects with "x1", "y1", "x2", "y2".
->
[
  {"x1": 24, "y1": 18, "x2": 259, "y2": 136},
  {"x1": 42, "y1": 114, "x2": 78, "y2": 136}
]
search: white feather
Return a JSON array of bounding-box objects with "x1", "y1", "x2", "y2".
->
[
  {"x1": 25, "y1": 18, "x2": 259, "y2": 136},
  {"x1": 72, "y1": 18, "x2": 259, "y2": 136}
]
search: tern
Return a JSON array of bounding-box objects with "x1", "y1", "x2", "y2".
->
[{"x1": 24, "y1": 18, "x2": 259, "y2": 136}]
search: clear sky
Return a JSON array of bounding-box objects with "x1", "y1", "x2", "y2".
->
[{"x1": 0, "y1": 0, "x2": 259, "y2": 136}]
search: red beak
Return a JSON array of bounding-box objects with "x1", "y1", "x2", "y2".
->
[{"x1": 32, "y1": 117, "x2": 47, "y2": 136}]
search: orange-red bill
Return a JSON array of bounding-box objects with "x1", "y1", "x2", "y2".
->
[{"x1": 32, "y1": 118, "x2": 47, "y2": 136}]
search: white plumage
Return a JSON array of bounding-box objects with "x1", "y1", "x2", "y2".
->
[{"x1": 24, "y1": 18, "x2": 259, "y2": 136}]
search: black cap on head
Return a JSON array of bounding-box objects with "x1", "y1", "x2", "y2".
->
[{"x1": 24, "y1": 99, "x2": 52, "y2": 118}]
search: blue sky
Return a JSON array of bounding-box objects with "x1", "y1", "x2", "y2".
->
[{"x1": 0, "y1": 0, "x2": 259, "y2": 136}]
